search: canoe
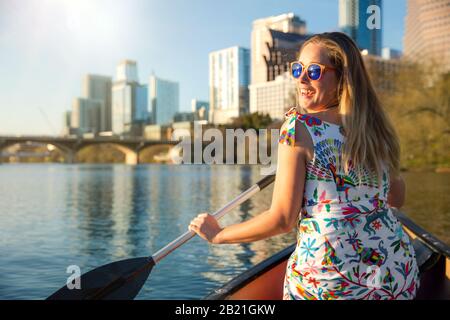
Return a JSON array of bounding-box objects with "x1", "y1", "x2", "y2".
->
[{"x1": 204, "y1": 209, "x2": 450, "y2": 300}]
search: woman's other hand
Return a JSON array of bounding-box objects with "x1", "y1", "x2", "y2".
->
[
  {"x1": 387, "y1": 174, "x2": 406, "y2": 209},
  {"x1": 188, "y1": 213, "x2": 223, "y2": 244}
]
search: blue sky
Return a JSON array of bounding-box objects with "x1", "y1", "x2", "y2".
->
[{"x1": 0, "y1": 0, "x2": 406, "y2": 135}]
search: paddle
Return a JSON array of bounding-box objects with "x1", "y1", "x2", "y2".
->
[{"x1": 47, "y1": 171, "x2": 276, "y2": 300}]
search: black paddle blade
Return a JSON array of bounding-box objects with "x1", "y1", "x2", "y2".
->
[{"x1": 47, "y1": 257, "x2": 155, "y2": 300}]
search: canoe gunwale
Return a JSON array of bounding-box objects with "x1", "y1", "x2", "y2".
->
[
  {"x1": 392, "y1": 209, "x2": 450, "y2": 259},
  {"x1": 204, "y1": 244, "x2": 295, "y2": 300}
]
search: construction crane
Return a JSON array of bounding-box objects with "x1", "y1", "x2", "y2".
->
[{"x1": 38, "y1": 107, "x2": 57, "y2": 136}]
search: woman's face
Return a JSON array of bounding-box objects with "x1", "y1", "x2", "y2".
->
[{"x1": 297, "y1": 43, "x2": 339, "y2": 112}]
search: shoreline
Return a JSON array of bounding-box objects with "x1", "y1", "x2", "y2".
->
[{"x1": 2, "y1": 161, "x2": 450, "y2": 173}]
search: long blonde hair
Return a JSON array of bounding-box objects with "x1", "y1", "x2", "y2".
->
[{"x1": 298, "y1": 32, "x2": 401, "y2": 182}]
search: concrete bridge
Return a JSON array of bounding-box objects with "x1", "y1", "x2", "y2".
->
[{"x1": 0, "y1": 136, "x2": 180, "y2": 165}]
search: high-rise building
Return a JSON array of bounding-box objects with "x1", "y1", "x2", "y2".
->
[
  {"x1": 112, "y1": 82, "x2": 133, "y2": 135},
  {"x1": 112, "y1": 60, "x2": 149, "y2": 136},
  {"x1": 339, "y1": 0, "x2": 382, "y2": 56},
  {"x1": 112, "y1": 83, "x2": 150, "y2": 135},
  {"x1": 191, "y1": 99, "x2": 210, "y2": 121},
  {"x1": 251, "y1": 13, "x2": 308, "y2": 85},
  {"x1": 70, "y1": 98, "x2": 102, "y2": 135},
  {"x1": 249, "y1": 13, "x2": 308, "y2": 118},
  {"x1": 404, "y1": 0, "x2": 450, "y2": 73},
  {"x1": 116, "y1": 60, "x2": 139, "y2": 83},
  {"x1": 82, "y1": 74, "x2": 112, "y2": 132},
  {"x1": 62, "y1": 110, "x2": 71, "y2": 136},
  {"x1": 209, "y1": 46, "x2": 250, "y2": 124},
  {"x1": 149, "y1": 75, "x2": 179, "y2": 125},
  {"x1": 249, "y1": 72, "x2": 296, "y2": 120},
  {"x1": 135, "y1": 84, "x2": 149, "y2": 123}
]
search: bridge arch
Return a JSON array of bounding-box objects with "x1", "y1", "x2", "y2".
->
[
  {"x1": 74, "y1": 142, "x2": 138, "y2": 165},
  {"x1": 138, "y1": 144, "x2": 179, "y2": 163},
  {"x1": 0, "y1": 140, "x2": 74, "y2": 163},
  {"x1": 0, "y1": 137, "x2": 183, "y2": 165}
]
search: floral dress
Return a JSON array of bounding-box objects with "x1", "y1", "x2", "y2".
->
[{"x1": 279, "y1": 107, "x2": 420, "y2": 300}]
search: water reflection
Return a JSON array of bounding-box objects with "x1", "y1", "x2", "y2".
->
[
  {"x1": 403, "y1": 172, "x2": 450, "y2": 244},
  {"x1": 200, "y1": 165, "x2": 296, "y2": 289}
]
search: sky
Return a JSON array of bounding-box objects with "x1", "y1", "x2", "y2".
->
[{"x1": 0, "y1": 0, "x2": 407, "y2": 135}]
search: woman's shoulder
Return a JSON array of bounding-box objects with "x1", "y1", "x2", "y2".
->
[
  {"x1": 280, "y1": 107, "x2": 346, "y2": 148},
  {"x1": 283, "y1": 107, "x2": 327, "y2": 127},
  {"x1": 284, "y1": 107, "x2": 302, "y2": 119},
  {"x1": 279, "y1": 107, "x2": 314, "y2": 148}
]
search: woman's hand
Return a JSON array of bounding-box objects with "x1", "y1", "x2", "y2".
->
[
  {"x1": 188, "y1": 213, "x2": 223, "y2": 244},
  {"x1": 387, "y1": 174, "x2": 406, "y2": 209}
]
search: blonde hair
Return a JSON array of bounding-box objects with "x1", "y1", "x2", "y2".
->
[{"x1": 297, "y1": 32, "x2": 401, "y2": 182}]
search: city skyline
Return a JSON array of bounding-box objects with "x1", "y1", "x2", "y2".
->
[{"x1": 0, "y1": 0, "x2": 406, "y2": 135}]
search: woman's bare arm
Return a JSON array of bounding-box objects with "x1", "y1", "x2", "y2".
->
[{"x1": 189, "y1": 121, "x2": 308, "y2": 244}]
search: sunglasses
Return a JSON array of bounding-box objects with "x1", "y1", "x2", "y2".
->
[{"x1": 290, "y1": 61, "x2": 336, "y2": 81}]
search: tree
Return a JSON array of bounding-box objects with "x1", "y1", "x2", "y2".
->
[
  {"x1": 379, "y1": 60, "x2": 450, "y2": 169},
  {"x1": 228, "y1": 112, "x2": 273, "y2": 131}
]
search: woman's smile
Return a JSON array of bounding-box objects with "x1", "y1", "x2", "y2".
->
[{"x1": 300, "y1": 88, "x2": 316, "y2": 98}]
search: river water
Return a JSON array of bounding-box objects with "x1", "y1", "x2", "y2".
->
[{"x1": 0, "y1": 164, "x2": 448, "y2": 299}]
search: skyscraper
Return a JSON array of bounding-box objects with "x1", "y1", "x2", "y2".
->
[
  {"x1": 251, "y1": 13, "x2": 308, "y2": 85},
  {"x1": 209, "y1": 46, "x2": 250, "y2": 124},
  {"x1": 135, "y1": 84, "x2": 149, "y2": 123},
  {"x1": 112, "y1": 60, "x2": 149, "y2": 136},
  {"x1": 82, "y1": 74, "x2": 112, "y2": 132},
  {"x1": 112, "y1": 81, "x2": 133, "y2": 135},
  {"x1": 339, "y1": 0, "x2": 382, "y2": 56},
  {"x1": 116, "y1": 60, "x2": 139, "y2": 83},
  {"x1": 249, "y1": 13, "x2": 308, "y2": 118},
  {"x1": 404, "y1": 0, "x2": 450, "y2": 73},
  {"x1": 149, "y1": 75, "x2": 179, "y2": 125},
  {"x1": 62, "y1": 110, "x2": 71, "y2": 136},
  {"x1": 70, "y1": 98, "x2": 102, "y2": 135},
  {"x1": 249, "y1": 72, "x2": 296, "y2": 120}
]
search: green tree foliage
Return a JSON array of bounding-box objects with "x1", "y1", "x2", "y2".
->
[
  {"x1": 376, "y1": 61, "x2": 450, "y2": 170},
  {"x1": 228, "y1": 112, "x2": 273, "y2": 131}
]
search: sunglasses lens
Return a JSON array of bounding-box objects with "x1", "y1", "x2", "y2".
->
[
  {"x1": 291, "y1": 63, "x2": 302, "y2": 78},
  {"x1": 307, "y1": 64, "x2": 322, "y2": 80}
]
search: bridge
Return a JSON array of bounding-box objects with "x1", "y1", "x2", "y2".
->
[{"x1": 0, "y1": 136, "x2": 180, "y2": 165}]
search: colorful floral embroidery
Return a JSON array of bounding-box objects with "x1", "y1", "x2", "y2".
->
[
  {"x1": 282, "y1": 107, "x2": 420, "y2": 300},
  {"x1": 278, "y1": 114, "x2": 297, "y2": 146}
]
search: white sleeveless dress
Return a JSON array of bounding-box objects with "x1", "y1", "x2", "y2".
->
[{"x1": 279, "y1": 107, "x2": 420, "y2": 300}]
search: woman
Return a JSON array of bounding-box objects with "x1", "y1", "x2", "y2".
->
[{"x1": 189, "y1": 32, "x2": 420, "y2": 300}]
